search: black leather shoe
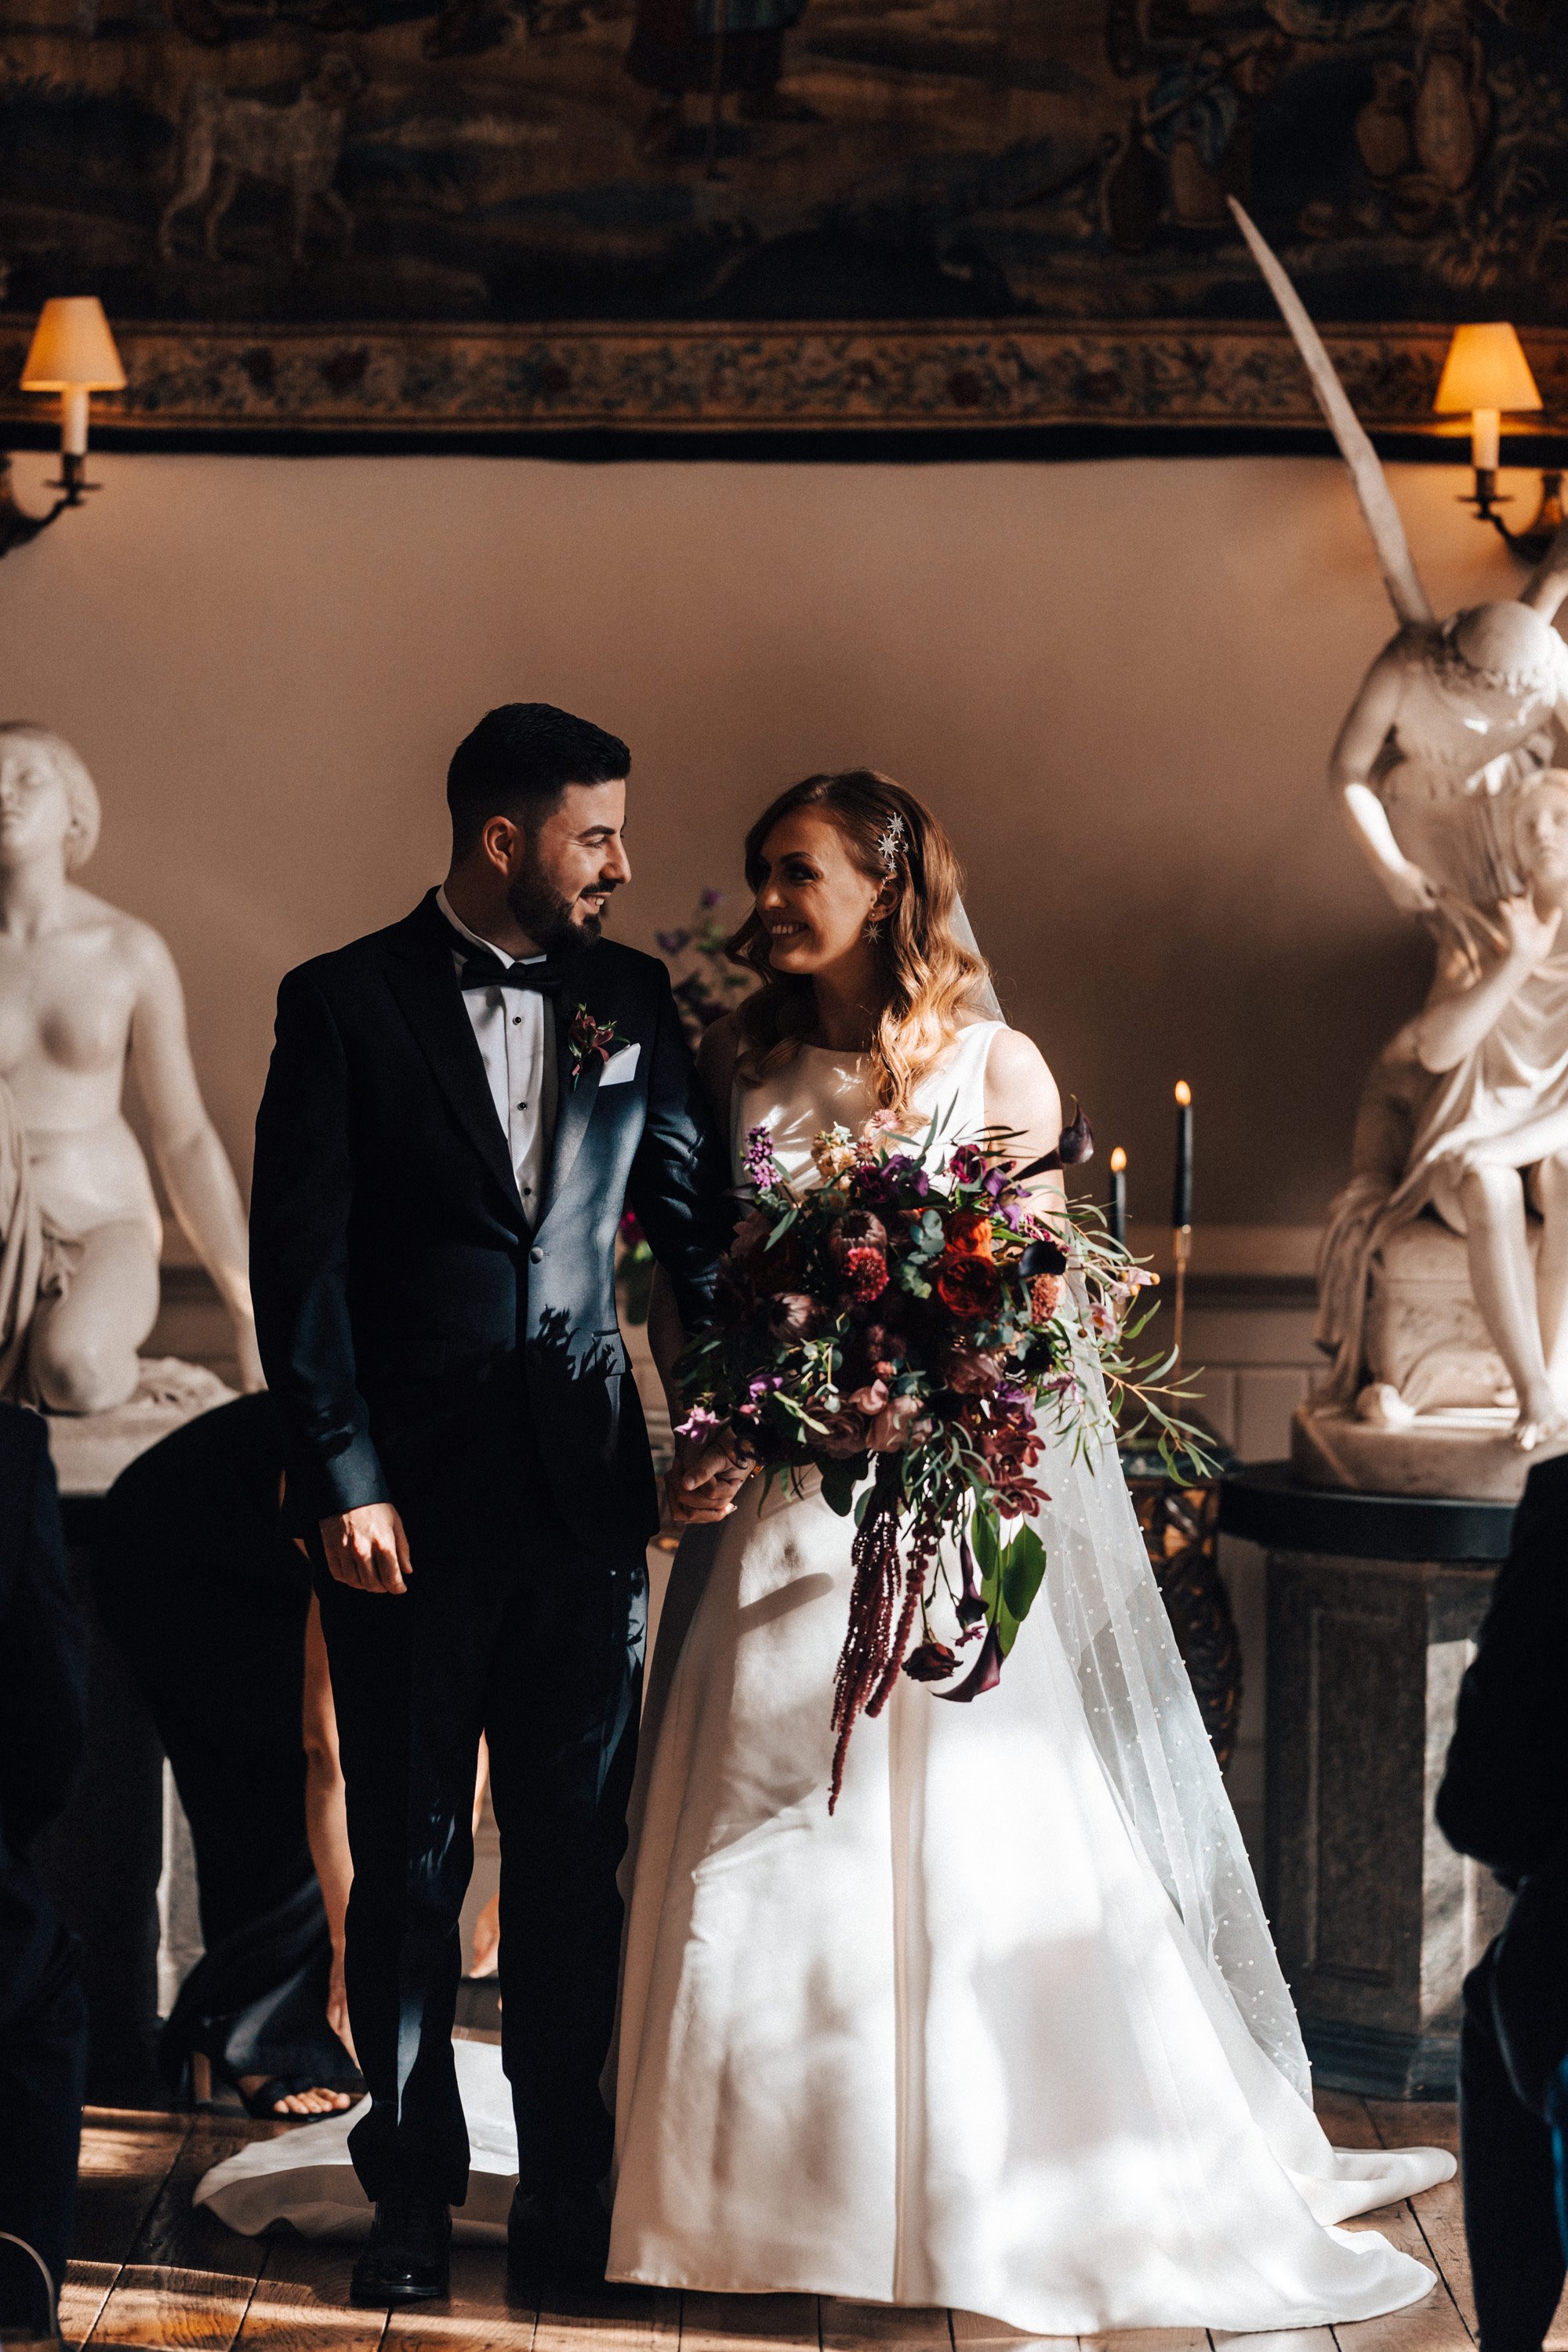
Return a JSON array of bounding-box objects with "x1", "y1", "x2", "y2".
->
[
  {"x1": 350, "y1": 2193, "x2": 452, "y2": 2306},
  {"x1": 506, "y1": 2184, "x2": 611, "y2": 2295}
]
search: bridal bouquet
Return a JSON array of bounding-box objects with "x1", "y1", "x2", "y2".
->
[{"x1": 675, "y1": 1105, "x2": 1201, "y2": 1806}]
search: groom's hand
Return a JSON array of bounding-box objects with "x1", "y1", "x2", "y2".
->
[
  {"x1": 320, "y1": 1503, "x2": 412, "y2": 1595},
  {"x1": 666, "y1": 1436, "x2": 750, "y2": 1526}
]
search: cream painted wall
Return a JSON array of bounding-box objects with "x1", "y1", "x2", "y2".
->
[{"x1": 0, "y1": 445, "x2": 1536, "y2": 1238}]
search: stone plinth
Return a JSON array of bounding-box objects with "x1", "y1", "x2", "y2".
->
[
  {"x1": 1220, "y1": 1465, "x2": 1514, "y2": 2098},
  {"x1": 1290, "y1": 1399, "x2": 1555, "y2": 1504}
]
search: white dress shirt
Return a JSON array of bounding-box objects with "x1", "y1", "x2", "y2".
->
[{"x1": 436, "y1": 887, "x2": 555, "y2": 1215}]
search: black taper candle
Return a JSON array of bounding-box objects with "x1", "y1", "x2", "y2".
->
[
  {"x1": 1172, "y1": 1081, "x2": 1193, "y2": 1230},
  {"x1": 1109, "y1": 1147, "x2": 1127, "y2": 1250}
]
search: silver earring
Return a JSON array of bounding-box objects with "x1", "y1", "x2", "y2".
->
[{"x1": 865, "y1": 915, "x2": 884, "y2": 942}]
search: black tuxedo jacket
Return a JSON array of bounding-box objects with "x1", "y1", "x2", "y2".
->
[
  {"x1": 250, "y1": 891, "x2": 732, "y2": 1554},
  {"x1": 1437, "y1": 1452, "x2": 1568, "y2": 1886}
]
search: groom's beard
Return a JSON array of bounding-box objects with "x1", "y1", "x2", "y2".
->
[{"x1": 506, "y1": 865, "x2": 619, "y2": 957}]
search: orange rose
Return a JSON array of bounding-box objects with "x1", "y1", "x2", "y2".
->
[{"x1": 944, "y1": 1210, "x2": 995, "y2": 1262}]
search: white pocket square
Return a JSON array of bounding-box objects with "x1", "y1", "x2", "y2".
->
[{"x1": 600, "y1": 1042, "x2": 641, "y2": 1087}]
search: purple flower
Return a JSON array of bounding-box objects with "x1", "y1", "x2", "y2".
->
[
  {"x1": 700, "y1": 887, "x2": 722, "y2": 909},
  {"x1": 676, "y1": 1404, "x2": 723, "y2": 1442},
  {"x1": 742, "y1": 1125, "x2": 780, "y2": 1189},
  {"x1": 948, "y1": 1142, "x2": 985, "y2": 1185},
  {"x1": 657, "y1": 928, "x2": 691, "y2": 956},
  {"x1": 935, "y1": 1622, "x2": 1004, "y2": 1702},
  {"x1": 747, "y1": 1373, "x2": 783, "y2": 1402}
]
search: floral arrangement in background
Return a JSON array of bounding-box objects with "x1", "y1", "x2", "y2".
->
[
  {"x1": 673, "y1": 1105, "x2": 1206, "y2": 1806},
  {"x1": 658, "y1": 889, "x2": 756, "y2": 1043},
  {"x1": 619, "y1": 891, "x2": 757, "y2": 1325}
]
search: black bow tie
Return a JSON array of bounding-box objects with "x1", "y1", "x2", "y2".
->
[{"x1": 458, "y1": 949, "x2": 564, "y2": 997}]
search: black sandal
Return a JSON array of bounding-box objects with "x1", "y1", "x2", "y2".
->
[
  {"x1": 161, "y1": 1880, "x2": 364, "y2": 2119},
  {"x1": 192, "y1": 2055, "x2": 362, "y2": 2120}
]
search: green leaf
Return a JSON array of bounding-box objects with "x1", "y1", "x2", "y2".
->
[
  {"x1": 971, "y1": 1506, "x2": 1002, "y2": 1617},
  {"x1": 998, "y1": 1525, "x2": 1047, "y2": 1655},
  {"x1": 764, "y1": 1206, "x2": 800, "y2": 1249},
  {"x1": 820, "y1": 1458, "x2": 864, "y2": 1518}
]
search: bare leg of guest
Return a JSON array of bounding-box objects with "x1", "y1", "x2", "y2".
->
[
  {"x1": 1458, "y1": 1163, "x2": 1566, "y2": 1447},
  {"x1": 29, "y1": 1218, "x2": 158, "y2": 1416},
  {"x1": 277, "y1": 1594, "x2": 358, "y2": 2116}
]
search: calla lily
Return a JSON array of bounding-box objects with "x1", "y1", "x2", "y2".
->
[
  {"x1": 935, "y1": 1621, "x2": 1004, "y2": 1701},
  {"x1": 1014, "y1": 1100, "x2": 1096, "y2": 1182}
]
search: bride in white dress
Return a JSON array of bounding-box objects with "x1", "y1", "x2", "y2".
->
[{"x1": 610, "y1": 768, "x2": 1454, "y2": 2336}]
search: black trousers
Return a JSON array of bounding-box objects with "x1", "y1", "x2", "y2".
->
[
  {"x1": 0, "y1": 1926, "x2": 87, "y2": 2307},
  {"x1": 1461, "y1": 1940, "x2": 1567, "y2": 2352},
  {"x1": 314, "y1": 1467, "x2": 646, "y2": 2207}
]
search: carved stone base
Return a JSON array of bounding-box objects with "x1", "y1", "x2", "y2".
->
[
  {"x1": 1301, "y1": 2018, "x2": 1463, "y2": 2103},
  {"x1": 1290, "y1": 1398, "x2": 1558, "y2": 1502},
  {"x1": 1221, "y1": 1470, "x2": 1514, "y2": 2098},
  {"x1": 45, "y1": 1354, "x2": 238, "y2": 1497}
]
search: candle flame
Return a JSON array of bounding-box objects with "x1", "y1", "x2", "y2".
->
[
  {"x1": 1174, "y1": 1080, "x2": 1192, "y2": 1106},
  {"x1": 1109, "y1": 1146, "x2": 1127, "y2": 1172}
]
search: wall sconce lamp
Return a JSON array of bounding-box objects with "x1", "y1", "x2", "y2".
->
[
  {"x1": 1434, "y1": 321, "x2": 1563, "y2": 564},
  {"x1": 0, "y1": 299, "x2": 126, "y2": 560}
]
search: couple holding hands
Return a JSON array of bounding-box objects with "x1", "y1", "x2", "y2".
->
[{"x1": 246, "y1": 702, "x2": 1450, "y2": 2335}]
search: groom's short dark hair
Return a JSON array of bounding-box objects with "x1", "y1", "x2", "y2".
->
[{"x1": 447, "y1": 703, "x2": 630, "y2": 851}]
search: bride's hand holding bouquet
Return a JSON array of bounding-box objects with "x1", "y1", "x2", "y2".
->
[{"x1": 674, "y1": 1099, "x2": 1201, "y2": 1804}]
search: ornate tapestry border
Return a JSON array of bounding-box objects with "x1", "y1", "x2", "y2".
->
[{"x1": 3, "y1": 318, "x2": 1568, "y2": 437}]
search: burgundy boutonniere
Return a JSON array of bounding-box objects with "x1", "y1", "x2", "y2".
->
[{"x1": 566, "y1": 1003, "x2": 627, "y2": 1085}]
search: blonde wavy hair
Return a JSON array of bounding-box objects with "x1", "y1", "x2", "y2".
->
[{"x1": 728, "y1": 769, "x2": 990, "y2": 1122}]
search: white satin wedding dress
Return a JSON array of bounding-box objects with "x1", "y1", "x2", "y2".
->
[{"x1": 608, "y1": 1022, "x2": 1454, "y2": 2335}]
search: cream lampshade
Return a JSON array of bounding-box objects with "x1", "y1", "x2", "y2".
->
[
  {"x1": 20, "y1": 298, "x2": 126, "y2": 460},
  {"x1": 1433, "y1": 321, "x2": 1542, "y2": 474}
]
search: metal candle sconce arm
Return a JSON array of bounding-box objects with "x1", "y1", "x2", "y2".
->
[
  {"x1": 1434, "y1": 322, "x2": 1564, "y2": 568},
  {"x1": 0, "y1": 299, "x2": 125, "y2": 561}
]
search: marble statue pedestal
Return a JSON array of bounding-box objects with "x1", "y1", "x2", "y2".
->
[
  {"x1": 30, "y1": 1358, "x2": 236, "y2": 2103},
  {"x1": 1220, "y1": 1465, "x2": 1515, "y2": 2097}
]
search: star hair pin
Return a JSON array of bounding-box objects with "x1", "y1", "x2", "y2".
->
[{"x1": 877, "y1": 814, "x2": 906, "y2": 871}]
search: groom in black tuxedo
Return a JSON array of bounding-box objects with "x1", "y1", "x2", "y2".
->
[{"x1": 250, "y1": 703, "x2": 737, "y2": 2305}]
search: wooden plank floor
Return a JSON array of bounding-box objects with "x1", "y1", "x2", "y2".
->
[{"x1": 60, "y1": 2093, "x2": 1564, "y2": 2352}]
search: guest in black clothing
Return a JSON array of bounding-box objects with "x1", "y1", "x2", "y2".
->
[
  {"x1": 93, "y1": 1392, "x2": 360, "y2": 2118},
  {"x1": 1437, "y1": 1449, "x2": 1568, "y2": 2352},
  {"x1": 0, "y1": 1402, "x2": 87, "y2": 2314}
]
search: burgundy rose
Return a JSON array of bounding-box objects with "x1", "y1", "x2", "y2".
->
[
  {"x1": 769, "y1": 1291, "x2": 826, "y2": 1341},
  {"x1": 902, "y1": 1639, "x2": 960, "y2": 1683},
  {"x1": 947, "y1": 1142, "x2": 985, "y2": 1185},
  {"x1": 842, "y1": 1245, "x2": 889, "y2": 1304},
  {"x1": 935, "y1": 1257, "x2": 1001, "y2": 1321},
  {"x1": 867, "y1": 1394, "x2": 920, "y2": 1452},
  {"x1": 818, "y1": 1409, "x2": 870, "y2": 1460},
  {"x1": 947, "y1": 1348, "x2": 1004, "y2": 1396}
]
